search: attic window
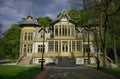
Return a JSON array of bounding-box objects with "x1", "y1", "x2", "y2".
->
[
  {"x1": 27, "y1": 16, "x2": 33, "y2": 21},
  {"x1": 63, "y1": 15, "x2": 66, "y2": 18}
]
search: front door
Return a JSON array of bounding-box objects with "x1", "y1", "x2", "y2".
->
[
  {"x1": 61, "y1": 41, "x2": 69, "y2": 56},
  {"x1": 63, "y1": 43, "x2": 68, "y2": 52}
]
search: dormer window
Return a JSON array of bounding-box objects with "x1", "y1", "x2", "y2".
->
[
  {"x1": 40, "y1": 32, "x2": 44, "y2": 38},
  {"x1": 27, "y1": 16, "x2": 33, "y2": 21}
]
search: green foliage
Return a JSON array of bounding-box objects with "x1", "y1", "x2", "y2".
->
[
  {"x1": 37, "y1": 16, "x2": 52, "y2": 27},
  {"x1": 0, "y1": 37, "x2": 6, "y2": 56},
  {"x1": 0, "y1": 65, "x2": 41, "y2": 79},
  {"x1": 2, "y1": 24, "x2": 20, "y2": 58},
  {"x1": 68, "y1": 9, "x2": 83, "y2": 27},
  {"x1": 69, "y1": 0, "x2": 120, "y2": 63}
]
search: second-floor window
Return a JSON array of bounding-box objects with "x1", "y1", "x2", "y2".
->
[
  {"x1": 55, "y1": 26, "x2": 58, "y2": 36},
  {"x1": 23, "y1": 32, "x2": 33, "y2": 41},
  {"x1": 54, "y1": 24, "x2": 75, "y2": 36},
  {"x1": 40, "y1": 32, "x2": 44, "y2": 38}
]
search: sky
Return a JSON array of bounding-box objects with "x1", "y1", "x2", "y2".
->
[{"x1": 0, "y1": 0, "x2": 71, "y2": 33}]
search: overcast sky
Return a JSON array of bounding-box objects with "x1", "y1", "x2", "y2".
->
[{"x1": 0, "y1": 0, "x2": 71, "y2": 32}]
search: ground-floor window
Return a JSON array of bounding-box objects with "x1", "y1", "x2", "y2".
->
[
  {"x1": 38, "y1": 59, "x2": 45, "y2": 63},
  {"x1": 55, "y1": 41, "x2": 58, "y2": 52},
  {"x1": 72, "y1": 41, "x2": 75, "y2": 51},
  {"x1": 59, "y1": 41, "x2": 61, "y2": 52},
  {"x1": 48, "y1": 40, "x2": 82, "y2": 52},
  {"x1": 48, "y1": 41, "x2": 54, "y2": 51},
  {"x1": 38, "y1": 45, "x2": 45, "y2": 53},
  {"x1": 77, "y1": 41, "x2": 81, "y2": 51},
  {"x1": 83, "y1": 45, "x2": 90, "y2": 52},
  {"x1": 23, "y1": 44, "x2": 32, "y2": 53}
]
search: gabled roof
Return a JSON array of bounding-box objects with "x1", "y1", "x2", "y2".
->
[
  {"x1": 58, "y1": 9, "x2": 71, "y2": 20},
  {"x1": 38, "y1": 28, "x2": 47, "y2": 33},
  {"x1": 51, "y1": 9, "x2": 77, "y2": 26}
]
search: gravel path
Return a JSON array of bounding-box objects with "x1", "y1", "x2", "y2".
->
[{"x1": 44, "y1": 67, "x2": 119, "y2": 79}]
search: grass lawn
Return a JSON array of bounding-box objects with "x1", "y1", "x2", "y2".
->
[
  {"x1": 85, "y1": 63, "x2": 120, "y2": 78},
  {"x1": 100, "y1": 64, "x2": 120, "y2": 78},
  {"x1": 0, "y1": 65, "x2": 41, "y2": 79}
]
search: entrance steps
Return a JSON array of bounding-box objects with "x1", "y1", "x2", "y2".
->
[
  {"x1": 57, "y1": 56, "x2": 76, "y2": 67},
  {"x1": 17, "y1": 54, "x2": 32, "y2": 65}
]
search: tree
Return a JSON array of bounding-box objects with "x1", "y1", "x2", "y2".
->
[
  {"x1": 69, "y1": 0, "x2": 120, "y2": 67},
  {"x1": 107, "y1": 13, "x2": 120, "y2": 64},
  {"x1": 37, "y1": 16, "x2": 52, "y2": 27},
  {"x1": 0, "y1": 22, "x2": 2, "y2": 37},
  {"x1": 68, "y1": 9, "x2": 87, "y2": 27},
  {"x1": 3, "y1": 24, "x2": 20, "y2": 58},
  {"x1": 0, "y1": 37, "x2": 6, "y2": 56}
]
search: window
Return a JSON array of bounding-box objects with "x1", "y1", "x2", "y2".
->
[
  {"x1": 55, "y1": 41, "x2": 58, "y2": 52},
  {"x1": 24, "y1": 44, "x2": 27, "y2": 53},
  {"x1": 72, "y1": 27, "x2": 74, "y2": 36},
  {"x1": 59, "y1": 41, "x2": 61, "y2": 52},
  {"x1": 40, "y1": 32, "x2": 44, "y2": 38},
  {"x1": 24, "y1": 33, "x2": 27, "y2": 40},
  {"x1": 48, "y1": 41, "x2": 54, "y2": 51},
  {"x1": 72, "y1": 41, "x2": 75, "y2": 51},
  {"x1": 38, "y1": 59, "x2": 45, "y2": 63},
  {"x1": 83, "y1": 45, "x2": 90, "y2": 52},
  {"x1": 23, "y1": 44, "x2": 32, "y2": 53},
  {"x1": 61, "y1": 25, "x2": 67, "y2": 36},
  {"x1": 55, "y1": 26, "x2": 58, "y2": 36},
  {"x1": 27, "y1": 44, "x2": 32, "y2": 53},
  {"x1": 24, "y1": 32, "x2": 33, "y2": 41},
  {"x1": 62, "y1": 25, "x2": 65, "y2": 36},
  {"x1": 68, "y1": 25, "x2": 70, "y2": 36},
  {"x1": 65, "y1": 25, "x2": 67, "y2": 35},
  {"x1": 28, "y1": 33, "x2": 31, "y2": 40},
  {"x1": 77, "y1": 41, "x2": 81, "y2": 51},
  {"x1": 30, "y1": 33, "x2": 33, "y2": 40},
  {"x1": 59, "y1": 25, "x2": 61, "y2": 36},
  {"x1": 38, "y1": 45, "x2": 45, "y2": 53},
  {"x1": 83, "y1": 31, "x2": 88, "y2": 41},
  {"x1": 69, "y1": 41, "x2": 71, "y2": 52}
]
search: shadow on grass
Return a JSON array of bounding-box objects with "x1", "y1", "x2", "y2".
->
[{"x1": 0, "y1": 67, "x2": 41, "y2": 79}]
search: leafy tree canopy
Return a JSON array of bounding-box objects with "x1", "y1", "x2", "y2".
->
[
  {"x1": 2, "y1": 24, "x2": 20, "y2": 58},
  {"x1": 37, "y1": 16, "x2": 52, "y2": 27}
]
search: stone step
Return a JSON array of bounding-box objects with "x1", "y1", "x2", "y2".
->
[
  {"x1": 18, "y1": 56, "x2": 32, "y2": 65},
  {"x1": 57, "y1": 57, "x2": 76, "y2": 67}
]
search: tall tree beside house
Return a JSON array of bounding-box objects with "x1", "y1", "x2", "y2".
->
[
  {"x1": 3, "y1": 24, "x2": 21, "y2": 58},
  {"x1": 69, "y1": 0, "x2": 120, "y2": 67},
  {"x1": 0, "y1": 37, "x2": 6, "y2": 56},
  {"x1": 0, "y1": 22, "x2": 2, "y2": 37},
  {"x1": 107, "y1": 13, "x2": 120, "y2": 64}
]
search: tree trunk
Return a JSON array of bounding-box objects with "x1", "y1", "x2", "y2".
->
[
  {"x1": 103, "y1": 43, "x2": 107, "y2": 67},
  {"x1": 113, "y1": 35, "x2": 118, "y2": 64},
  {"x1": 99, "y1": 5, "x2": 107, "y2": 67},
  {"x1": 88, "y1": 29, "x2": 90, "y2": 64}
]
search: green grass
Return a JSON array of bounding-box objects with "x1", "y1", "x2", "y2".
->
[
  {"x1": 0, "y1": 65, "x2": 41, "y2": 79},
  {"x1": 101, "y1": 64, "x2": 120, "y2": 78}
]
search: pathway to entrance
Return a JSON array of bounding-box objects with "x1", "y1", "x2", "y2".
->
[{"x1": 35, "y1": 66, "x2": 119, "y2": 79}]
